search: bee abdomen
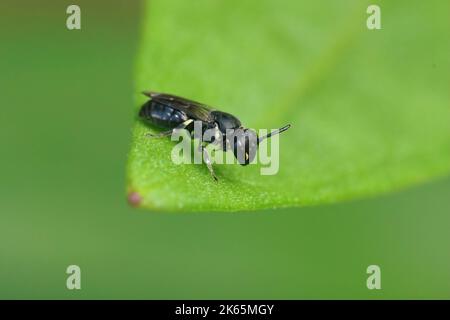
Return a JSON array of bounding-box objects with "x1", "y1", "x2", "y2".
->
[{"x1": 139, "y1": 100, "x2": 188, "y2": 129}]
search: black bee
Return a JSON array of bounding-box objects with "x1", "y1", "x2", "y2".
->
[{"x1": 139, "y1": 91, "x2": 290, "y2": 181}]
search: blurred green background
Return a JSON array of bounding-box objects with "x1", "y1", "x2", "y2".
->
[{"x1": 0, "y1": 0, "x2": 449, "y2": 299}]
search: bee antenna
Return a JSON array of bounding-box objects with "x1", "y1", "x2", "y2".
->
[{"x1": 258, "y1": 124, "x2": 291, "y2": 143}]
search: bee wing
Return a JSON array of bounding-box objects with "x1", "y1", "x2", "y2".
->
[{"x1": 143, "y1": 91, "x2": 214, "y2": 122}]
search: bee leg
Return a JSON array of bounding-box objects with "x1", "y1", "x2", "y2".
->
[
  {"x1": 146, "y1": 119, "x2": 193, "y2": 138},
  {"x1": 200, "y1": 145, "x2": 218, "y2": 181}
]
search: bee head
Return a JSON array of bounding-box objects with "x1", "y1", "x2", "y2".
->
[
  {"x1": 230, "y1": 128, "x2": 258, "y2": 166},
  {"x1": 229, "y1": 124, "x2": 291, "y2": 166}
]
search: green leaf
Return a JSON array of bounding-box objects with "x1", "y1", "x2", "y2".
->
[{"x1": 127, "y1": 0, "x2": 450, "y2": 212}]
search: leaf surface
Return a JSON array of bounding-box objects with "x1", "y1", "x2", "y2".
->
[{"x1": 127, "y1": 0, "x2": 450, "y2": 211}]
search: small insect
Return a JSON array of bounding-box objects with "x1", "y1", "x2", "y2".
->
[{"x1": 139, "y1": 91, "x2": 291, "y2": 181}]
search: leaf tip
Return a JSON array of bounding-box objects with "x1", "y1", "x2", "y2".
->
[{"x1": 127, "y1": 191, "x2": 142, "y2": 207}]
